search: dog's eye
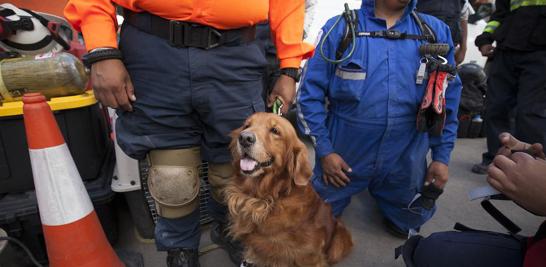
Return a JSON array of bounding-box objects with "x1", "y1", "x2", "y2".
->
[
  {"x1": 270, "y1": 127, "x2": 280, "y2": 135},
  {"x1": 243, "y1": 124, "x2": 250, "y2": 129}
]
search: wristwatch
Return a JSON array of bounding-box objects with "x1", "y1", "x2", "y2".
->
[
  {"x1": 82, "y1": 48, "x2": 123, "y2": 68},
  {"x1": 280, "y1": 67, "x2": 302, "y2": 82}
]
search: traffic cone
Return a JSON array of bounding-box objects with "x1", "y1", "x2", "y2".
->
[{"x1": 22, "y1": 93, "x2": 124, "y2": 267}]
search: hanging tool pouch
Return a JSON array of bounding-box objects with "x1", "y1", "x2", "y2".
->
[{"x1": 416, "y1": 59, "x2": 455, "y2": 136}]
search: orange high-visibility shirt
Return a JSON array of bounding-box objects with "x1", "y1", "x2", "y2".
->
[{"x1": 64, "y1": 0, "x2": 314, "y2": 68}]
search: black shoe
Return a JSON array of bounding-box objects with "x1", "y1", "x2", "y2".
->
[
  {"x1": 167, "y1": 248, "x2": 200, "y2": 267},
  {"x1": 383, "y1": 218, "x2": 409, "y2": 239},
  {"x1": 471, "y1": 162, "x2": 489, "y2": 175},
  {"x1": 210, "y1": 222, "x2": 243, "y2": 265}
]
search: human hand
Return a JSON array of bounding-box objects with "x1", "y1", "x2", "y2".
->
[
  {"x1": 496, "y1": 132, "x2": 545, "y2": 159},
  {"x1": 91, "y1": 59, "x2": 136, "y2": 111},
  {"x1": 455, "y1": 45, "x2": 467, "y2": 65},
  {"x1": 487, "y1": 152, "x2": 546, "y2": 216},
  {"x1": 425, "y1": 161, "x2": 449, "y2": 189},
  {"x1": 320, "y1": 153, "x2": 352, "y2": 188},
  {"x1": 479, "y1": 44, "x2": 495, "y2": 57},
  {"x1": 268, "y1": 75, "x2": 296, "y2": 115}
]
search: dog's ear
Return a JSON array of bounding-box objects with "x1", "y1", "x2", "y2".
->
[
  {"x1": 229, "y1": 125, "x2": 244, "y2": 162},
  {"x1": 288, "y1": 140, "x2": 312, "y2": 186}
]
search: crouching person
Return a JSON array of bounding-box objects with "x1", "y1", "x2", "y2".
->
[
  {"x1": 297, "y1": 0, "x2": 462, "y2": 238},
  {"x1": 398, "y1": 133, "x2": 546, "y2": 267}
]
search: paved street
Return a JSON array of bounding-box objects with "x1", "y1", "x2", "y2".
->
[{"x1": 116, "y1": 137, "x2": 544, "y2": 267}]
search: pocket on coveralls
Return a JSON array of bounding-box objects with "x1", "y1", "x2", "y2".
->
[{"x1": 330, "y1": 59, "x2": 367, "y2": 102}]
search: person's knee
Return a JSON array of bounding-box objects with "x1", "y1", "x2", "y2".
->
[
  {"x1": 147, "y1": 148, "x2": 201, "y2": 219},
  {"x1": 330, "y1": 198, "x2": 351, "y2": 217},
  {"x1": 398, "y1": 233, "x2": 451, "y2": 267}
]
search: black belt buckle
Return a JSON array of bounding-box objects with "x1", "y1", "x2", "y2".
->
[
  {"x1": 169, "y1": 20, "x2": 185, "y2": 47},
  {"x1": 169, "y1": 20, "x2": 222, "y2": 49},
  {"x1": 385, "y1": 30, "x2": 401, "y2": 40},
  {"x1": 205, "y1": 27, "x2": 222, "y2": 49}
]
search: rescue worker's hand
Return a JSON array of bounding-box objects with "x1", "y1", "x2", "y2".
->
[
  {"x1": 425, "y1": 161, "x2": 449, "y2": 189},
  {"x1": 496, "y1": 132, "x2": 546, "y2": 159},
  {"x1": 479, "y1": 44, "x2": 495, "y2": 58},
  {"x1": 487, "y1": 152, "x2": 546, "y2": 216},
  {"x1": 91, "y1": 59, "x2": 136, "y2": 112},
  {"x1": 455, "y1": 45, "x2": 466, "y2": 65},
  {"x1": 320, "y1": 153, "x2": 352, "y2": 188},
  {"x1": 268, "y1": 75, "x2": 296, "y2": 115}
]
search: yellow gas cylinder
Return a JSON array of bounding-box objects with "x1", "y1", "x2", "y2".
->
[{"x1": 0, "y1": 52, "x2": 88, "y2": 103}]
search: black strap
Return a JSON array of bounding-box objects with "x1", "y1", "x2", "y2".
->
[
  {"x1": 0, "y1": 11, "x2": 34, "y2": 32},
  {"x1": 394, "y1": 235, "x2": 423, "y2": 267},
  {"x1": 411, "y1": 11, "x2": 436, "y2": 43},
  {"x1": 357, "y1": 30, "x2": 430, "y2": 40},
  {"x1": 20, "y1": 8, "x2": 71, "y2": 50},
  {"x1": 336, "y1": 26, "x2": 354, "y2": 60},
  {"x1": 354, "y1": 12, "x2": 436, "y2": 43},
  {"x1": 124, "y1": 11, "x2": 256, "y2": 49},
  {"x1": 335, "y1": 7, "x2": 358, "y2": 60},
  {"x1": 481, "y1": 200, "x2": 522, "y2": 234},
  {"x1": 82, "y1": 48, "x2": 123, "y2": 68},
  {"x1": 0, "y1": 8, "x2": 15, "y2": 18},
  {"x1": 1, "y1": 35, "x2": 52, "y2": 51},
  {"x1": 454, "y1": 222, "x2": 528, "y2": 247},
  {"x1": 532, "y1": 221, "x2": 546, "y2": 243},
  {"x1": 454, "y1": 222, "x2": 484, "y2": 232}
]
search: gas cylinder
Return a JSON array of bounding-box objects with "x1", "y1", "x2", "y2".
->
[{"x1": 0, "y1": 52, "x2": 88, "y2": 103}]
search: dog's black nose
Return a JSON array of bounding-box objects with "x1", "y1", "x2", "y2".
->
[{"x1": 239, "y1": 131, "x2": 256, "y2": 147}]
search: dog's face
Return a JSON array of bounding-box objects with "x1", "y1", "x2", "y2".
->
[{"x1": 230, "y1": 112, "x2": 311, "y2": 186}]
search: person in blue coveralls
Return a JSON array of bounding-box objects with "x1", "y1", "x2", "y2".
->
[{"x1": 297, "y1": 0, "x2": 462, "y2": 238}]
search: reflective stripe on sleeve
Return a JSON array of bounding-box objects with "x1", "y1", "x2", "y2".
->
[
  {"x1": 511, "y1": 0, "x2": 546, "y2": 11},
  {"x1": 483, "y1": 20, "x2": 500, "y2": 33}
]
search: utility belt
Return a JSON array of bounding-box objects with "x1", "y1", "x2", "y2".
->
[{"x1": 124, "y1": 10, "x2": 256, "y2": 49}]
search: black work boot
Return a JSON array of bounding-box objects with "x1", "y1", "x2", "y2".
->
[
  {"x1": 472, "y1": 154, "x2": 492, "y2": 175},
  {"x1": 166, "y1": 248, "x2": 200, "y2": 267},
  {"x1": 383, "y1": 218, "x2": 409, "y2": 240},
  {"x1": 471, "y1": 161, "x2": 489, "y2": 174},
  {"x1": 210, "y1": 222, "x2": 243, "y2": 265}
]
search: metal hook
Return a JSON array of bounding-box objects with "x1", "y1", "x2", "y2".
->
[{"x1": 437, "y1": 55, "x2": 448, "y2": 65}]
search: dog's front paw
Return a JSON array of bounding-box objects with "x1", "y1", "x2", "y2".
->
[{"x1": 226, "y1": 187, "x2": 273, "y2": 224}]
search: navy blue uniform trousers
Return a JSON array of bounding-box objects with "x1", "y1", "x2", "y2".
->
[{"x1": 116, "y1": 23, "x2": 266, "y2": 250}]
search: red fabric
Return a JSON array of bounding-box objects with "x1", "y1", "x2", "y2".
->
[{"x1": 524, "y1": 221, "x2": 546, "y2": 267}]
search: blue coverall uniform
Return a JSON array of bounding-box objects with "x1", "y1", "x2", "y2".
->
[{"x1": 297, "y1": 0, "x2": 462, "y2": 232}]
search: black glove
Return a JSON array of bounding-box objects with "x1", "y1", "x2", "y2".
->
[{"x1": 418, "y1": 183, "x2": 444, "y2": 210}]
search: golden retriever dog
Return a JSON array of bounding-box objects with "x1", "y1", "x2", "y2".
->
[{"x1": 225, "y1": 112, "x2": 353, "y2": 267}]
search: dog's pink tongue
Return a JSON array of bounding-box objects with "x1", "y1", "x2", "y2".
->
[{"x1": 240, "y1": 158, "x2": 257, "y2": 171}]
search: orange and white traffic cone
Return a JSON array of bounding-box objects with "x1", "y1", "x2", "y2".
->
[{"x1": 22, "y1": 93, "x2": 124, "y2": 267}]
